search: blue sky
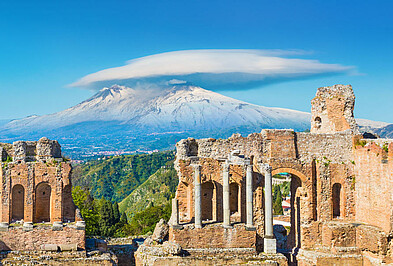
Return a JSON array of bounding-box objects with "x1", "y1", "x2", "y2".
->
[{"x1": 0, "y1": 0, "x2": 392, "y2": 122}]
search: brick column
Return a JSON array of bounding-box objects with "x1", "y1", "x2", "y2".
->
[
  {"x1": 24, "y1": 164, "x2": 34, "y2": 223},
  {"x1": 223, "y1": 162, "x2": 231, "y2": 228},
  {"x1": 263, "y1": 163, "x2": 276, "y2": 253},
  {"x1": 194, "y1": 164, "x2": 202, "y2": 228},
  {"x1": 51, "y1": 166, "x2": 63, "y2": 223}
]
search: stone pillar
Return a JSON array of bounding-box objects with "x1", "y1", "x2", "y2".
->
[
  {"x1": 263, "y1": 163, "x2": 276, "y2": 253},
  {"x1": 223, "y1": 162, "x2": 231, "y2": 228},
  {"x1": 246, "y1": 163, "x2": 254, "y2": 228},
  {"x1": 194, "y1": 165, "x2": 202, "y2": 228},
  {"x1": 171, "y1": 198, "x2": 183, "y2": 229},
  {"x1": 172, "y1": 198, "x2": 179, "y2": 225}
]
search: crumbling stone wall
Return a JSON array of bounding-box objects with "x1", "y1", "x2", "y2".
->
[
  {"x1": 170, "y1": 224, "x2": 256, "y2": 249},
  {"x1": 174, "y1": 129, "x2": 358, "y2": 251},
  {"x1": 354, "y1": 140, "x2": 393, "y2": 233},
  {"x1": 0, "y1": 161, "x2": 77, "y2": 224},
  {"x1": 171, "y1": 84, "x2": 392, "y2": 261},
  {"x1": 310, "y1": 84, "x2": 359, "y2": 134},
  {"x1": 0, "y1": 138, "x2": 84, "y2": 251},
  {"x1": 0, "y1": 225, "x2": 85, "y2": 251}
]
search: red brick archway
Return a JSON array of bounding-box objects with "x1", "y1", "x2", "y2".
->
[
  {"x1": 272, "y1": 168, "x2": 308, "y2": 183},
  {"x1": 271, "y1": 167, "x2": 306, "y2": 251},
  {"x1": 11, "y1": 184, "x2": 25, "y2": 222},
  {"x1": 35, "y1": 183, "x2": 51, "y2": 223}
]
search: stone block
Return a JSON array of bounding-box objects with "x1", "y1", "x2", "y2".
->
[
  {"x1": 96, "y1": 240, "x2": 107, "y2": 252},
  {"x1": 42, "y1": 244, "x2": 59, "y2": 251},
  {"x1": 0, "y1": 223, "x2": 9, "y2": 232},
  {"x1": 356, "y1": 225, "x2": 388, "y2": 255},
  {"x1": 59, "y1": 243, "x2": 77, "y2": 251},
  {"x1": 23, "y1": 222, "x2": 34, "y2": 231},
  {"x1": 76, "y1": 221, "x2": 86, "y2": 230},
  {"x1": 322, "y1": 222, "x2": 356, "y2": 248},
  {"x1": 264, "y1": 238, "x2": 276, "y2": 254},
  {"x1": 170, "y1": 224, "x2": 256, "y2": 249},
  {"x1": 52, "y1": 221, "x2": 63, "y2": 231}
]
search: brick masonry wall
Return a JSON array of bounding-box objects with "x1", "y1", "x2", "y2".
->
[
  {"x1": 0, "y1": 225, "x2": 85, "y2": 251},
  {"x1": 354, "y1": 141, "x2": 393, "y2": 233},
  {"x1": 174, "y1": 129, "x2": 360, "y2": 251},
  {"x1": 0, "y1": 161, "x2": 77, "y2": 223},
  {"x1": 170, "y1": 224, "x2": 256, "y2": 249}
]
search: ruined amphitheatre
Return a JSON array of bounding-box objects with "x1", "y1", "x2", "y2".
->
[
  {"x1": 136, "y1": 84, "x2": 393, "y2": 265},
  {"x1": 0, "y1": 84, "x2": 391, "y2": 265}
]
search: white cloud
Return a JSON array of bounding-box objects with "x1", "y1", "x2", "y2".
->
[{"x1": 69, "y1": 49, "x2": 354, "y2": 89}]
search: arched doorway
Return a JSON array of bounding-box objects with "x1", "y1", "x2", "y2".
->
[
  {"x1": 35, "y1": 183, "x2": 51, "y2": 223},
  {"x1": 332, "y1": 183, "x2": 342, "y2": 218},
  {"x1": 272, "y1": 169, "x2": 307, "y2": 253},
  {"x1": 62, "y1": 184, "x2": 75, "y2": 222},
  {"x1": 177, "y1": 182, "x2": 191, "y2": 222},
  {"x1": 229, "y1": 182, "x2": 240, "y2": 222},
  {"x1": 229, "y1": 183, "x2": 239, "y2": 214},
  {"x1": 201, "y1": 182, "x2": 214, "y2": 221},
  {"x1": 288, "y1": 175, "x2": 302, "y2": 251},
  {"x1": 12, "y1": 184, "x2": 25, "y2": 221}
]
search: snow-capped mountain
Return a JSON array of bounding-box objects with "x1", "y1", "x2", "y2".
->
[
  {"x1": 3, "y1": 84, "x2": 311, "y2": 133},
  {"x1": 1, "y1": 84, "x2": 388, "y2": 157}
]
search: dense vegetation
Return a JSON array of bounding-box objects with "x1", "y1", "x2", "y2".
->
[
  {"x1": 71, "y1": 151, "x2": 177, "y2": 237},
  {"x1": 72, "y1": 185, "x2": 172, "y2": 237},
  {"x1": 119, "y1": 167, "x2": 178, "y2": 220},
  {"x1": 72, "y1": 151, "x2": 175, "y2": 202}
]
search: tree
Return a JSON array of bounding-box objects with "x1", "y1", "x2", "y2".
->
[
  {"x1": 72, "y1": 186, "x2": 99, "y2": 236},
  {"x1": 273, "y1": 188, "x2": 283, "y2": 215},
  {"x1": 281, "y1": 181, "x2": 291, "y2": 198},
  {"x1": 99, "y1": 198, "x2": 115, "y2": 236},
  {"x1": 112, "y1": 202, "x2": 120, "y2": 224},
  {"x1": 273, "y1": 185, "x2": 280, "y2": 203}
]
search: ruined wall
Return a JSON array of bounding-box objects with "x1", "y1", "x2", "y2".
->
[
  {"x1": 1, "y1": 137, "x2": 62, "y2": 163},
  {"x1": 174, "y1": 127, "x2": 360, "y2": 251},
  {"x1": 354, "y1": 140, "x2": 393, "y2": 233},
  {"x1": 310, "y1": 84, "x2": 359, "y2": 134},
  {"x1": 171, "y1": 84, "x2": 393, "y2": 261},
  {"x1": 0, "y1": 225, "x2": 85, "y2": 251},
  {"x1": 170, "y1": 224, "x2": 256, "y2": 249},
  {"x1": 0, "y1": 161, "x2": 77, "y2": 223}
]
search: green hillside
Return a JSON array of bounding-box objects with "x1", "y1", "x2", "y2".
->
[
  {"x1": 72, "y1": 151, "x2": 175, "y2": 202},
  {"x1": 119, "y1": 167, "x2": 178, "y2": 220}
]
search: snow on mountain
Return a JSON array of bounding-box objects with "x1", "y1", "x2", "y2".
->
[
  {"x1": 356, "y1": 118, "x2": 390, "y2": 129},
  {"x1": 3, "y1": 84, "x2": 311, "y2": 133},
  {"x1": 2, "y1": 84, "x2": 391, "y2": 157}
]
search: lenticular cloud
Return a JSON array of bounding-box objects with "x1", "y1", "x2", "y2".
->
[{"x1": 69, "y1": 49, "x2": 354, "y2": 90}]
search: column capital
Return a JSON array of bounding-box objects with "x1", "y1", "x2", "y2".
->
[
  {"x1": 244, "y1": 158, "x2": 251, "y2": 165},
  {"x1": 191, "y1": 164, "x2": 201, "y2": 169},
  {"x1": 223, "y1": 161, "x2": 230, "y2": 172},
  {"x1": 262, "y1": 163, "x2": 272, "y2": 172}
]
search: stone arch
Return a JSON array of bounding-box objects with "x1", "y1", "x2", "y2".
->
[
  {"x1": 332, "y1": 183, "x2": 342, "y2": 218},
  {"x1": 314, "y1": 116, "x2": 322, "y2": 129},
  {"x1": 229, "y1": 182, "x2": 239, "y2": 214},
  {"x1": 230, "y1": 182, "x2": 241, "y2": 223},
  {"x1": 272, "y1": 168, "x2": 308, "y2": 184},
  {"x1": 62, "y1": 184, "x2": 75, "y2": 222},
  {"x1": 271, "y1": 168, "x2": 305, "y2": 251},
  {"x1": 11, "y1": 184, "x2": 25, "y2": 222},
  {"x1": 201, "y1": 181, "x2": 214, "y2": 221},
  {"x1": 178, "y1": 181, "x2": 192, "y2": 222},
  {"x1": 35, "y1": 182, "x2": 51, "y2": 223}
]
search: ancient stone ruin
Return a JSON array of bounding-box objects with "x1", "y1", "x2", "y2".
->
[
  {"x1": 136, "y1": 84, "x2": 393, "y2": 265},
  {"x1": 0, "y1": 137, "x2": 85, "y2": 252}
]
